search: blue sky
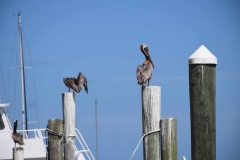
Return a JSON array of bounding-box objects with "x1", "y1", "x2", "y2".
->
[{"x1": 0, "y1": 1, "x2": 239, "y2": 159}]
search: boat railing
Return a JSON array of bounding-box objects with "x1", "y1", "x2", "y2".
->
[
  {"x1": 14, "y1": 128, "x2": 95, "y2": 160},
  {"x1": 74, "y1": 128, "x2": 95, "y2": 160},
  {"x1": 16, "y1": 128, "x2": 48, "y2": 149}
]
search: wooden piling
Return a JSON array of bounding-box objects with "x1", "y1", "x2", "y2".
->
[
  {"x1": 160, "y1": 118, "x2": 177, "y2": 160},
  {"x1": 47, "y1": 119, "x2": 64, "y2": 160},
  {"x1": 189, "y1": 45, "x2": 217, "y2": 160},
  {"x1": 62, "y1": 92, "x2": 76, "y2": 160},
  {"x1": 13, "y1": 147, "x2": 24, "y2": 160},
  {"x1": 142, "y1": 86, "x2": 161, "y2": 160}
]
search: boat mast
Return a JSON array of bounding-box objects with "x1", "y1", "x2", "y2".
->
[
  {"x1": 18, "y1": 12, "x2": 28, "y2": 134},
  {"x1": 95, "y1": 97, "x2": 98, "y2": 160}
]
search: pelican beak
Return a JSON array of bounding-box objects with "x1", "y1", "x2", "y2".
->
[
  {"x1": 141, "y1": 45, "x2": 154, "y2": 68},
  {"x1": 149, "y1": 57, "x2": 154, "y2": 68}
]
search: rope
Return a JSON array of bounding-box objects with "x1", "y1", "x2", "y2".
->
[
  {"x1": 65, "y1": 135, "x2": 76, "y2": 141},
  {"x1": 22, "y1": 27, "x2": 40, "y2": 129},
  {"x1": 46, "y1": 128, "x2": 64, "y2": 136},
  {"x1": 129, "y1": 129, "x2": 161, "y2": 160},
  {"x1": 46, "y1": 128, "x2": 74, "y2": 141}
]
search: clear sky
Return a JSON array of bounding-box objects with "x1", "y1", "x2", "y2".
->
[{"x1": 0, "y1": 1, "x2": 239, "y2": 160}]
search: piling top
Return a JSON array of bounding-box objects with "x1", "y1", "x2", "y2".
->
[{"x1": 188, "y1": 45, "x2": 217, "y2": 64}]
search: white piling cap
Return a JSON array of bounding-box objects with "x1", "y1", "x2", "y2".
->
[
  {"x1": 0, "y1": 103, "x2": 10, "y2": 107},
  {"x1": 188, "y1": 45, "x2": 217, "y2": 64}
]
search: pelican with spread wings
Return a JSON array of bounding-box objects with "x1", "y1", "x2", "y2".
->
[
  {"x1": 63, "y1": 72, "x2": 88, "y2": 94},
  {"x1": 136, "y1": 44, "x2": 154, "y2": 86}
]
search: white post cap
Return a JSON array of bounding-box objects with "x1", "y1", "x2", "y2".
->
[{"x1": 188, "y1": 45, "x2": 217, "y2": 64}]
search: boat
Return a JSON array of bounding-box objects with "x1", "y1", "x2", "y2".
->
[{"x1": 0, "y1": 13, "x2": 95, "y2": 160}]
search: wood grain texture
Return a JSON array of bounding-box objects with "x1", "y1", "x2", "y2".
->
[
  {"x1": 189, "y1": 64, "x2": 216, "y2": 160},
  {"x1": 47, "y1": 119, "x2": 64, "y2": 160},
  {"x1": 62, "y1": 93, "x2": 76, "y2": 138},
  {"x1": 142, "y1": 86, "x2": 161, "y2": 160},
  {"x1": 62, "y1": 92, "x2": 76, "y2": 160},
  {"x1": 13, "y1": 147, "x2": 24, "y2": 160},
  {"x1": 160, "y1": 118, "x2": 177, "y2": 160},
  {"x1": 64, "y1": 141, "x2": 75, "y2": 160}
]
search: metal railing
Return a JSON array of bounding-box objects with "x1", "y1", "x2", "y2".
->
[
  {"x1": 16, "y1": 128, "x2": 95, "y2": 160},
  {"x1": 75, "y1": 128, "x2": 95, "y2": 160},
  {"x1": 16, "y1": 128, "x2": 48, "y2": 150}
]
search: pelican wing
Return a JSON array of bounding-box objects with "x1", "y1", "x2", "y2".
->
[
  {"x1": 83, "y1": 76, "x2": 88, "y2": 94},
  {"x1": 137, "y1": 65, "x2": 143, "y2": 80},
  {"x1": 136, "y1": 64, "x2": 145, "y2": 85},
  {"x1": 77, "y1": 72, "x2": 88, "y2": 94},
  {"x1": 63, "y1": 78, "x2": 79, "y2": 93},
  {"x1": 142, "y1": 63, "x2": 153, "y2": 83},
  {"x1": 12, "y1": 133, "x2": 24, "y2": 145},
  {"x1": 136, "y1": 63, "x2": 153, "y2": 85}
]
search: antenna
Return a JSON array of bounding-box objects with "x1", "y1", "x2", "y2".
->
[{"x1": 95, "y1": 97, "x2": 99, "y2": 160}]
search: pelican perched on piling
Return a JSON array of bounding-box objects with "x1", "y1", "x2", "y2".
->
[
  {"x1": 12, "y1": 120, "x2": 24, "y2": 147},
  {"x1": 63, "y1": 72, "x2": 88, "y2": 94},
  {"x1": 76, "y1": 72, "x2": 88, "y2": 94},
  {"x1": 136, "y1": 44, "x2": 154, "y2": 86}
]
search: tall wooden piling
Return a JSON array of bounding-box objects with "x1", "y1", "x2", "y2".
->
[
  {"x1": 62, "y1": 92, "x2": 76, "y2": 160},
  {"x1": 189, "y1": 45, "x2": 217, "y2": 160},
  {"x1": 47, "y1": 119, "x2": 64, "y2": 160},
  {"x1": 142, "y1": 86, "x2": 161, "y2": 160},
  {"x1": 160, "y1": 118, "x2": 178, "y2": 160},
  {"x1": 13, "y1": 147, "x2": 24, "y2": 160}
]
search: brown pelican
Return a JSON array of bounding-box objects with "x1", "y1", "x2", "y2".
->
[
  {"x1": 12, "y1": 120, "x2": 24, "y2": 147},
  {"x1": 76, "y1": 72, "x2": 88, "y2": 94},
  {"x1": 63, "y1": 77, "x2": 80, "y2": 93},
  {"x1": 63, "y1": 72, "x2": 88, "y2": 94},
  {"x1": 136, "y1": 44, "x2": 154, "y2": 86}
]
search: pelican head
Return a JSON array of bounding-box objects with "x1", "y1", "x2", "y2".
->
[
  {"x1": 140, "y1": 44, "x2": 154, "y2": 68},
  {"x1": 13, "y1": 120, "x2": 18, "y2": 133},
  {"x1": 14, "y1": 120, "x2": 18, "y2": 125}
]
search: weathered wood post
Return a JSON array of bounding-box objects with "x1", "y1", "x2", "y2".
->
[
  {"x1": 62, "y1": 92, "x2": 76, "y2": 160},
  {"x1": 13, "y1": 147, "x2": 24, "y2": 160},
  {"x1": 160, "y1": 118, "x2": 177, "y2": 160},
  {"x1": 188, "y1": 45, "x2": 217, "y2": 160},
  {"x1": 142, "y1": 86, "x2": 161, "y2": 160},
  {"x1": 47, "y1": 119, "x2": 64, "y2": 160}
]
